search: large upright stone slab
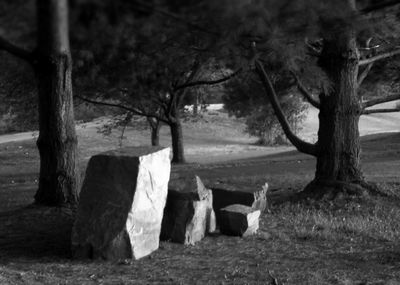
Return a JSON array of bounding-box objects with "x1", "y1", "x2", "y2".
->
[
  {"x1": 161, "y1": 176, "x2": 216, "y2": 245},
  {"x1": 72, "y1": 147, "x2": 171, "y2": 260}
]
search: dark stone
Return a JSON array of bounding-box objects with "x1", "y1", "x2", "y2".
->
[
  {"x1": 161, "y1": 176, "x2": 215, "y2": 245},
  {"x1": 210, "y1": 182, "x2": 268, "y2": 225},
  {"x1": 219, "y1": 204, "x2": 260, "y2": 237}
]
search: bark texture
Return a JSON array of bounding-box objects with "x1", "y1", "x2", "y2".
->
[
  {"x1": 305, "y1": 28, "x2": 367, "y2": 197},
  {"x1": 147, "y1": 118, "x2": 160, "y2": 147},
  {"x1": 170, "y1": 120, "x2": 185, "y2": 163},
  {"x1": 34, "y1": 0, "x2": 80, "y2": 206},
  {"x1": 151, "y1": 125, "x2": 160, "y2": 147}
]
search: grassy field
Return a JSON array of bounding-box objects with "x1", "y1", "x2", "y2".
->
[{"x1": 0, "y1": 111, "x2": 400, "y2": 284}]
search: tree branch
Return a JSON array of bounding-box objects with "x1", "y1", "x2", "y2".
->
[
  {"x1": 361, "y1": 0, "x2": 400, "y2": 14},
  {"x1": 362, "y1": 93, "x2": 400, "y2": 108},
  {"x1": 358, "y1": 37, "x2": 375, "y2": 86},
  {"x1": 359, "y1": 49, "x2": 400, "y2": 66},
  {"x1": 358, "y1": 63, "x2": 374, "y2": 86},
  {"x1": 0, "y1": 35, "x2": 34, "y2": 64},
  {"x1": 290, "y1": 71, "x2": 320, "y2": 109},
  {"x1": 254, "y1": 60, "x2": 318, "y2": 157},
  {"x1": 363, "y1": 107, "x2": 400, "y2": 115},
  {"x1": 174, "y1": 69, "x2": 242, "y2": 91},
  {"x1": 76, "y1": 95, "x2": 169, "y2": 124},
  {"x1": 166, "y1": 61, "x2": 202, "y2": 121}
]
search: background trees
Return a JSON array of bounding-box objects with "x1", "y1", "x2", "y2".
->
[
  {"x1": 223, "y1": 72, "x2": 307, "y2": 145},
  {"x1": 1, "y1": 0, "x2": 400, "y2": 203},
  {"x1": 73, "y1": 0, "x2": 236, "y2": 163}
]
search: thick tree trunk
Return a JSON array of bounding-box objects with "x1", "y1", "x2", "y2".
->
[
  {"x1": 34, "y1": 0, "x2": 80, "y2": 206},
  {"x1": 304, "y1": 29, "x2": 368, "y2": 197},
  {"x1": 170, "y1": 118, "x2": 186, "y2": 164}
]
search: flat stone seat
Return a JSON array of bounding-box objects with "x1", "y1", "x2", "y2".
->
[
  {"x1": 219, "y1": 204, "x2": 260, "y2": 237},
  {"x1": 209, "y1": 182, "x2": 268, "y2": 223},
  {"x1": 161, "y1": 176, "x2": 216, "y2": 245},
  {"x1": 71, "y1": 146, "x2": 171, "y2": 260}
]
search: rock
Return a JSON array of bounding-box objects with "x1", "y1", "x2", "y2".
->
[
  {"x1": 161, "y1": 176, "x2": 215, "y2": 245},
  {"x1": 219, "y1": 204, "x2": 260, "y2": 237},
  {"x1": 210, "y1": 182, "x2": 269, "y2": 213},
  {"x1": 71, "y1": 146, "x2": 171, "y2": 260}
]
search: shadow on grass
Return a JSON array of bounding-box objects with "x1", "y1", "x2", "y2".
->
[{"x1": 0, "y1": 205, "x2": 74, "y2": 261}]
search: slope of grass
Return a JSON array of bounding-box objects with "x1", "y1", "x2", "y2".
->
[{"x1": 0, "y1": 112, "x2": 399, "y2": 284}]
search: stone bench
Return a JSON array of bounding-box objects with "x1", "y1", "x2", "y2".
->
[{"x1": 71, "y1": 146, "x2": 171, "y2": 260}]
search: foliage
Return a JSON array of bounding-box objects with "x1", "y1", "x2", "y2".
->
[
  {"x1": 224, "y1": 72, "x2": 307, "y2": 145},
  {"x1": 0, "y1": 55, "x2": 36, "y2": 133}
]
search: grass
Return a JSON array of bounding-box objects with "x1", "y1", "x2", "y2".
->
[{"x1": 0, "y1": 112, "x2": 400, "y2": 284}]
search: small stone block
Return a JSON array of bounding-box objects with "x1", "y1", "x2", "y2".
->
[{"x1": 219, "y1": 204, "x2": 260, "y2": 237}]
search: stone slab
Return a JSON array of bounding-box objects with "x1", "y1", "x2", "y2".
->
[
  {"x1": 71, "y1": 146, "x2": 171, "y2": 260},
  {"x1": 161, "y1": 176, "x2": 215, "y2": 245}
]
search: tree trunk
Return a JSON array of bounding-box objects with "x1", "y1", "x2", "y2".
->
[
  {"x1": 193, "y1": 94, "x2": 199, "y2": 116},
  {"x1": 148, "y1": 118, "x2": 161, "y2": 146},
  {"x1": 304, "y1": 29, "x2": 368, "y2": 197},
  {"x1": 151, "y1": 125, "x2": 160, "y2": 146},
  {"x1": 170, "y1": 118, "x2": 185, "y2": 164},
  {"x1": 33, "y1": 0, "x2": 80, "y2": 206}
]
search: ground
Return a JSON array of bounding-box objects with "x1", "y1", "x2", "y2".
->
[{"x1": 0, "y1": 109, "x2": 400, "y2": 284}]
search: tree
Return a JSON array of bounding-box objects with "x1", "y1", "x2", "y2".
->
[
  {"x1": 0, "y1": 0, "x2": 80, "y2": 206},
  {"x1": 251, "y1": 0, "x2": 400, "y2": 198},
  {"x1": 224, "y1": 71, "x2": 307, "y2": 145},
  {"x1": 73, "y1": 1, "x2": 238, "y2": 163}
]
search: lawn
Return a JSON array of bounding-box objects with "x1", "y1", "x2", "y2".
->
[{"x1": 0, "y1": 111, "x2": 399, "y2": 284}]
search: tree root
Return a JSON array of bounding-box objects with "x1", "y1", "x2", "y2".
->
[{"x1": 297, "y1": 179, "x2": 386, "y2": 201}]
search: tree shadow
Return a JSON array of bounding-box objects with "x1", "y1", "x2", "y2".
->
[{"x1": 0, "y1": 204, "x2": 74, "y2": 261}]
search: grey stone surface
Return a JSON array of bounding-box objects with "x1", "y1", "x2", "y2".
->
[
  {"x1": 219, "y1": 204, "x2": 260, "y2": 237},
  {"x1": 71, "y1": 146, "x2": 171, "y2": 260},
  {"x1": 161, "y1": 176, "x2": 215, "y2": 245},
  {"x1": 210, "y1": 182, "x2": 268, "y2": 224}
]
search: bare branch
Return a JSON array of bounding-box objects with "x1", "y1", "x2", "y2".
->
[
  {"x1": 290, "y1": 71, "x2": 320, "y2": 109},
  {"x1": 359, "y1": 49, "x2": 400, "y2": 66},
  {"x1": 358, "y1": 63, "x2": 374, "y2": 86},
  {"x1": 174, "y1": 69, "x2": 242, "y2": 91},
  {"x1": 358, "y1": 37, "x2": 375, "y2": 86},
  {"x1": 361, "y1": 0, "x2": 400, "y2": 14},
  {"x1": 362, "y1": 93, "x2": 400, "y2": 108},
  {"x1": 255, "y1": 60, "x2": 318, "y2": 157},
  {"x1": 76, "y1": 95, "x2": 169, "y2": 124},
  {"x1": 0, "y1": 35, "x2": 35, "y2": 64},
  {"x1": 363, "y1": 107, "x2": 400, "y2": 115}
]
